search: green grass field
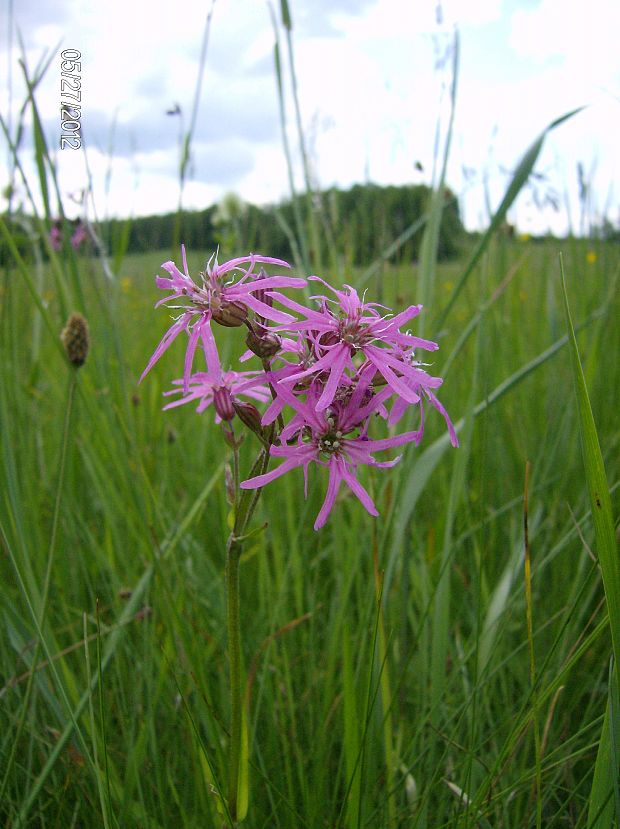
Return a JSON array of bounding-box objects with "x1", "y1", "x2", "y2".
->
[{"x1": 1, "y1": 230, "x2": 618, "y2": 827}]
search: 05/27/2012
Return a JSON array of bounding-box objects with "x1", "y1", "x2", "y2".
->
[{"x1": 60, "y1": 48, "x2": 81, "y2": 150}]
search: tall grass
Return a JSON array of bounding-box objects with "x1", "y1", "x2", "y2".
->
[{"x1": 1, "y1": 8, "x2": 619, "y2": 828}]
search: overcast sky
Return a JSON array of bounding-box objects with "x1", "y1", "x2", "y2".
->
[{"x1": 2, "y1": 0, "x2": 619, "y2": 235}]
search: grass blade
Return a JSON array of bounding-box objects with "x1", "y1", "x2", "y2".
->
[
  {"x1": 560, "y1": 255, "x2": 619, "y2": 683},
  {"x1": 438, "y1": 107, "x2": 584, "y2": 328},
  {"x1": 417, "y1": 31, "x2": 459, "y2": 336},
  {"x1": 560, "y1": 255, "x2": 620, "y2": 826},
  {"x1": 588, "y1": 662, "x2": 620, "y2": 828}
]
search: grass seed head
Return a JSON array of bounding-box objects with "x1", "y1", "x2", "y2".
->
[{"x1": 61, "y1": 312, "x2": 90, "y2": 367}]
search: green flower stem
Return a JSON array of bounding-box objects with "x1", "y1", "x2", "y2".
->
[
  {"x1": 226, "y1": 532, "x2": 243, "y2": 821},
  {"x1": 225, "y1": 445, "x2": 270, "y2": 822}
]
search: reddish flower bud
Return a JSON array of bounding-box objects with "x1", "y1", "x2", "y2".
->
[
  {"x1": 252, "y1": 267, "x2": 275, "y2": 325},
  {"x1": 232, "y1": 400, "x2": 268, "y2": 443},
  {"x1": 212, "y1": 300, "x2": 248, "y2": 328},
  {"x1": 245, "y1": 329, "x2": 282, "y2": 359},
  {"x1": 213, "y1": 386, "x2": 235, "y2": 421}
]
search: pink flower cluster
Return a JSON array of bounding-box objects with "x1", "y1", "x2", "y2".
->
[
  {"x1": 49, "y1": 221, "x2": 88, "y2": 252},
  {"x1": 142, "y1": 246, "x2": 458, "y2": 530}
]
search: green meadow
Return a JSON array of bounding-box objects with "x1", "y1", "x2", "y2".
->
[
  {"x1": 1, "y1": 228, "x2": 619, "y2": 827},
  {"x1": 1, "y1": 12, "x2": 619, "y2": 825}
]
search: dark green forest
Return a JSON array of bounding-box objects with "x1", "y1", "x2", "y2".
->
[{"x1": 2, "y1": 182, "x2": 464, "y2": 266}]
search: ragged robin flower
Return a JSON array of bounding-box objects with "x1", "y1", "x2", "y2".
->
[
  {"x1": 269, "y1": 276, "x2": 441, "y2": 411},
  {"x1": 162, "y1": 348, "x2": 271, "y2": 424},
  {"x1": 140, "y1": 246, "x2": 306, "y2": 391},
  {"x1": 241, "y1": 371, "x2": 427, "y2": 529}
]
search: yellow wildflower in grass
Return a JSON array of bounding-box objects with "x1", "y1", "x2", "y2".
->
[{"x1": 586, "y1": 251, "x2": 597, "y2": 265}]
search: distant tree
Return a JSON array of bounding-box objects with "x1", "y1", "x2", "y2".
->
[{"x1": 36, "y1": 182, "x2": 465, "y2": 265}]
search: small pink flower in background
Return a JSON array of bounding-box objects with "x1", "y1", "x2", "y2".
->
[
  {"x1": 71, "y1": 222, "x2": 87, "y2": 250},
  {"x1": 49, "y1": 221, "x2": 88, "y2": 252},
  {"x1": 140, "y1": 246, "x2": 306, "y2": 390},
  {"x1": 49, "y1": 225, "x2": 62, "y2": 251}
]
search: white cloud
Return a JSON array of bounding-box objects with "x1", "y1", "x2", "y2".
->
[
  {"x1": 510, "y1": 0, "x2": 620, "y2": 83},
  {"x1": 2, "y1": 0, "x2": 619, "y2": 236}
]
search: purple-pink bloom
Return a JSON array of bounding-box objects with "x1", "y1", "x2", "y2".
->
[
  {"x1": 49, "y1": 225, "x2": 62, "y2": 251},
  {"x1": 71, "y1": 223, "x2": 87, "y2": 250},
  {"x1": 140, "y1": 246, "x2": 306, "y2": 390},
  {"x1": 163, "y1": 368, "x2": 270, "y2": 423},
  {"x1": 140, "y1": 248, "x2": 458, "y2": 530},
  {"x1": 387, "y1": 376, "x2": 459, "y2": 447},
  {"x1": 240, "y1": 375, "x2": 424, "y2": 530},
  {"x1": 379, "y1": 346, "x2": 459, "y2": 447},
  {"x1": 269, "y1": 276, "x2": 440, "y2": 412}
]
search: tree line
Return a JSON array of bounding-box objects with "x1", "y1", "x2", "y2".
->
[{"x1": 1, "y1": 182, "x2": 464, "y2": 267}]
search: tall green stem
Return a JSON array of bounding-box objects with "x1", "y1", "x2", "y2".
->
[
  {"x1": 226, "y1": 534, "x2": 243, "y2": 820},
  {"x1": 225, "y1": 444, "x2": 270, "y2": 823}
]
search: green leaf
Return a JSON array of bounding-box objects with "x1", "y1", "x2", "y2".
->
[
  {"x1": 560, "y1": 256, "x2": 620, "y2": 826},
  {"x1": 588, "y1": 663, "x2": 620, "y2": 828},
  {"x1": 560, "y1": 256, "x2": 620, "y2": 685}
]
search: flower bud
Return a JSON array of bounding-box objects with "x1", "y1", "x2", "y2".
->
[
  {"x1": 232, "y1": 400, "x2": 267, "y2": 442},
  {"x1": 212, "y1": 300, "x2": 248, "y2": 328},
  {"x1": 254, "y1": 268, "x2": 273, "y2": 320},
  {"x1": 213, "y1": 386, "x2": 235, "y2": 421},
  {"x1": 245, "y1": 329, "x2": 282, "y2": 359},
  {"x1": 60, "y1": 312, "x2": 90, "y2": 367}
]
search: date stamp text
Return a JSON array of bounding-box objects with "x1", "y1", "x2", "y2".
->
[{"x1": 60, "y1": 49, "x2": 81, "y2": 149}]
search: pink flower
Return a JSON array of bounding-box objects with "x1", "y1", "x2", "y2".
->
[
  {"x1": 49, "y1": 225, "x2": 62, "y2": 251},
  {"x1": 140, "y1": 246, "x2": 306, "y2": 390},
  {"x1": 240, "y1": 374, "x2": 425, "y2": 529},
  {"x1": 163, "y1": 368, "x2": 271, "y2": 423},
  {"x1": 71, "y1": 223, "x2": 87, "y2": 250},
  {"x1": 269, "y1": 276, "x2": 440, "y2": 412},
  {"x1": 387, "y1": 379, "x2": 459, "y2": 447},
  {"x1": 140, "y1": 250, "x2": 458, "y2": 531},
  {"x1": 380, "y1": 346, "x2": 459, "y2": 447}
]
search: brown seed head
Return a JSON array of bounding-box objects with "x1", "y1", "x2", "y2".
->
[{"x1": 60, "y1": 313, "x2": 90, "y2": 367}]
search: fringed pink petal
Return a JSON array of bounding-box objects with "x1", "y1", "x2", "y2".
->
[
  {"x1": 139, "y1": 315, "x2": 189, "y2": 383},
  {"x1": 313, "y1": 457, "x2": 343, "y2": 530}
]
